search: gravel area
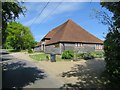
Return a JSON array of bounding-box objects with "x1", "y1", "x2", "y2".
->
[{"x1": 7, "y1": 52, "x2": 106, "y2": 88}]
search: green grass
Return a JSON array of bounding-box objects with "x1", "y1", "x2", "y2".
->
[
  {"x1": 29, "y1": 54, "x2": 49, "y2": 61},
  {"x1": 56, "y1": 55, "x2": 63, "y2": 61},
  {"x1": 29, "y1": 54, "x2": 64, "y2": 61},
  {"x1": 6, "y1": 49, "x2": 27, "y2": 53}
]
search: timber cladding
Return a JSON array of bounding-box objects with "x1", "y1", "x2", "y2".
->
[{"x1": 35, "y1": 19, "x2": 103, "y2": 54}]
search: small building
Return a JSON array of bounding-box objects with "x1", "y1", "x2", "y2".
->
[{"x1": 35, "y1": 19, "x2": 103, "y2": 54}]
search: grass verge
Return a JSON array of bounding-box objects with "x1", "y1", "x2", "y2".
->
[{"x1": 29, "y1": 54, "x2": 65, "y2": 61}]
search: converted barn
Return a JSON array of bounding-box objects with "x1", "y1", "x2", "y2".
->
[{"x1": 35, "y1": 19, "x2": 103, "y2": 54}]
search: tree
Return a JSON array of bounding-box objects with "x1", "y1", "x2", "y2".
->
[
  {"x1": 2, "y1": 1, "x2": 26, "y2": 47},
  {"x1": 98, "y1": 1, "x2": 120, "y2": 87},
  {"x1": 5, "y1": 22, "x2": 35, "y2": 50},
  {"x1": 101, "y1": 2, "x2": 120, "y2": 28}
]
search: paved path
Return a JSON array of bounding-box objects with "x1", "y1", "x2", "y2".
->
[{"x1": 2, "y1": 50, "x2": 62, "y2": 88}]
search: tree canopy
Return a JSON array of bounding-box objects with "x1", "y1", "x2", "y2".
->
[
  {"x1": 2, "y1": 1, "x2": 26, "y2": 47},
  {"x1": 100, "y1": 1, "x2": 120, "y2": 88},
  {"x1": 101, "y1": 2, "x2": 120, "y2": 28},
  {"x1": 5, "y1": 22, "x2": 35, "y2": 50}
]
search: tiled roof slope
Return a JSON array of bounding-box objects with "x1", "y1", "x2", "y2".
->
[
  {"x1": 42, "y1": 19, "x2": 103, "y2": 45},
  {"x1": 36, "y1": 41, "x2": 41, "y2": 46}
]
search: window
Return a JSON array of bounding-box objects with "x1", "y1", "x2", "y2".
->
[
  {"x1": 75, "y1": 43, "x2": 83, "y2": 47},
  {"x1": 95, "y1": 44, "x2": 103, "y2": 50},
  {"x1": 80, "y1": 43, "x2": 83, "y2": 47},
  {"x1": 78, "y1": 43, "x2": 83, "y2": 47}
]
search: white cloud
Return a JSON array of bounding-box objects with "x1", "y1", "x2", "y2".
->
[{"x1": 23, "y1": 2, "x2": 84, "y2": 26}]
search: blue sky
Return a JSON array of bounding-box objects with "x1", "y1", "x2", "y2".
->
[{"x1": 16, "y1": 2, "x2": 111, "y2": 42}]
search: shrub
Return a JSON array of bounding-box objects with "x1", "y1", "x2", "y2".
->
[
  {"x1": 62, "y1": 50, "x2": 74, "y2": 59},
  {"x1": 83, "y1": 53, "x2": 94, "y2": 60},
  {"x1": 91, "y1": 52, "x2": 104, "y2": 58},
  {"x1": 46, "y1": 55, "x2": 49, "y2": 60},
  {"x1": 77, "y1": 52, "x2": 94, "y2": 60},
  {"x1": 28, "y1": 48, "x2": 33, "y2": 53},
  {"x1": 77, "y1": 53, "x2": 85, "y2": 59},
  {"x1": 103, "y1": 30, "x2": 120, "y2": 87},
  {"x1": 40, "y1": 50, "x2": 44, "y2": 52}
]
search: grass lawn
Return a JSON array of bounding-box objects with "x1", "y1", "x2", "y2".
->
[{"x1": 29, "y1": 53, "x2": 66, "y2": 61}]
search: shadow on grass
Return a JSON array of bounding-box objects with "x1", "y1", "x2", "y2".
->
[
  {"x1": 8, "y1": 49, "x2": 21, "y2": 52},
  {"x1": 60, "y1": 60, "x2": 108, "y2": 89}
]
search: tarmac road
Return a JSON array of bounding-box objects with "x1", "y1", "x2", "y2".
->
[{"x1": 2, "y1": 49, "x2": 62, "y2": 89}]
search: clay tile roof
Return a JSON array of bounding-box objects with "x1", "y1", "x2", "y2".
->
[
  {"x1": 42, "y1": 19, "x2": 103, "y2": 45},
  {"x1": 36, "y1": 41, "x2": 41, "y2": 46},
  {"x1": 42, "y1": 22, "x2": 65, "y2": 40}
]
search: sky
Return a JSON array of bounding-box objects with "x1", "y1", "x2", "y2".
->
[{"x1": 16, "y1": 1, "x2": 112, "y2": 42}]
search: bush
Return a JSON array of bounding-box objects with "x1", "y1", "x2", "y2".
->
[
  {"x1": 83, "y1": 53, "x2": 94, "y2": 60},
  {"x1": 40, "y1": 50, "x2": 44, "y2": 52},
  {"x1": 46, "y1": 55, "x2": 49, "y2": 60},
  {"x1": 103, "y1": 30, "x2": 120, "y2": 87},
  {"x1": 28, "y1": 48, "x2": 33, "y2": 53},
  {"x1": 77, "y1": 53, "x2": 85, "y2": 59},
  {"x1": 91, "y1": 52, "x2": 104, "y2": 58},
  {"x1": 77, "y1": 52, "x2": 94, "y2": 60},
  {"x1": 62, "y1": 50, "x2": 74, "y2": 59}
]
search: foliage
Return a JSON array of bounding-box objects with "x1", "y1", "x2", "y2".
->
[
  {"x1": 5, "y1": 22, "x2": 35, "y2": 50},
  {"x1": 40, "y1": 50, "x2": 44, "y2": 52},
  {"x1": 62, "y1": 50, "x2": 103, "y2": 60},
  {"x1": 104, "y1": 29, "x2": 120, "y2": 87},
  {"x1": 77, "y1": 53, "x2": 94, "y2": 60},
  {"x1": 91, "y1": 52, "x2": 104, "y2": 58},
  {"x1": 101, "y1": 2, "x2": 120, "y2": 28},
  {"x1": 99, "y1": 1, "x2": 120, "y2": 87},
  {"x1": 46, "y1": 56, "x2": 49, "y2": 60},
  {"x1": 28, "y1": 48, "x2": 33, "y2": 53},
  {"x1": 77, "y1": 51, "x2": 104, "y2": 60},
  {"x1": 77, "y1": 53, "x2": 85, "y2": 59},
  {"x1": 83, "y1": 53, "x2": 94, "y2": 60},
  {"x1": 2, "y1": 1, "x2": 26, "y2": 46},
  {"x1": 62, "y1": 50, "x2": 74, "y2": 59},
  {"x1": 34, "y1": 41, "x2": 39, "y2": 46}
]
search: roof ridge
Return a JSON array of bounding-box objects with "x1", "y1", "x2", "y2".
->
[
  {"x1": 50, "y1": 21, "x2": 68, "y2": 42},
  {"x1": 44, "y1": 19, "x2": 103, "y2": 45},
  {"x1": 59, "y1": 20, "x2": 71, "y2": 41},
  {"x1": 41, "y1": 22, "x2": 65, "y2": 40},
  {"x1": 67, "y1": 20, "x2": 103, "y2": 42},
  {"x1": 76, "y1": 24, "x2": 103, "y2": 42}
]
